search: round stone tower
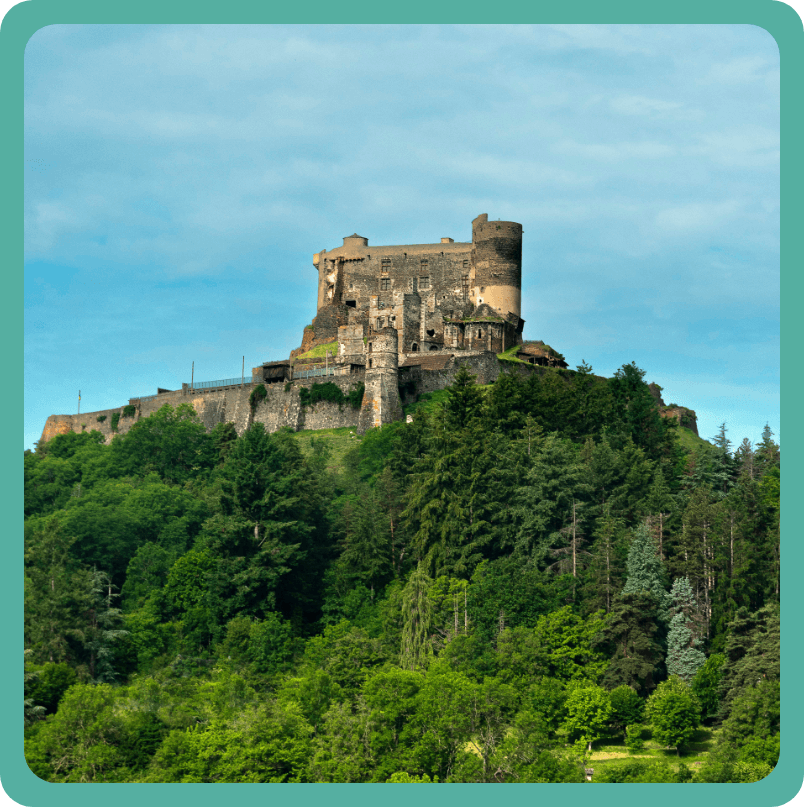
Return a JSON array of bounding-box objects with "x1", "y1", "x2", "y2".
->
[
  {"x1": 357, "y1": 326, "x2": 402, "y2": 434},
  {"x1": 471, "y1": 213, "x2": 522, "y2": 318},
  {"x1": 365, "y1": 327, "x2": 399, "y2": 373}
]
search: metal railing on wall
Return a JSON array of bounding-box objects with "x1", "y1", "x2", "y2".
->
[
  {"x1": 292, "y1": 367, "x2": 342, "y2": 380},
  {"x1": 130, "y1": 394, "x2": 158, "y2": 403},
  {"x1": 186, "y1": 375, "x2": 261, "y2": 390}
]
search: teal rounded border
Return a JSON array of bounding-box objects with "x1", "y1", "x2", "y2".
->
[{"x1": 4, "y1": 2, "x2": 800, "y2": 805}]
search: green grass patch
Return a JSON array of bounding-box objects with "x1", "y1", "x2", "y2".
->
[
  {"x1": 294, "y1": 341, "x2": 338, "y2": 362},
  {"x1": 291, "y1": 427, "x2": 360, "y2": 474},
  {"x1": 588, "y1": 726, "x2": 717, "y2": 774},
  {"x1": 675, "y1": 424, "x2": 714, "y2": 455},
  {"x1": 497, "y1": 345, "x2": 525, "y2": 363},
  {"x1": 402, "y1": 389, "x2": 451, "y2": 419}
]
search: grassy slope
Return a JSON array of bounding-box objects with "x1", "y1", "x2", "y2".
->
[
  {"x1": 675, "y1": 425, "x2": 714, "y2": 454},
  {"x1": 294, "y1": 341, "x2": 339, "y2": 362},
  {"x1": 291, "y1": 426, "x2": 360, "y2": 474}
]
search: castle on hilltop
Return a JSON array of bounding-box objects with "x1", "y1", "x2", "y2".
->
[{"x1": 41, "y1": 215, "x2": 571, "y2": 444}]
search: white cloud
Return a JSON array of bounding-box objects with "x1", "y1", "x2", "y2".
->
[{"x1": 653, "y1": 199, "x2": 742, "y2": 232}]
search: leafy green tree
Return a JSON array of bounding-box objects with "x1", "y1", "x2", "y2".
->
[
  {"x1": 690, "y1": 653, "x2": 725, "y2": 721},
  {"x1": 24, "y1": 661, "x2": 78, "y2": 717},
  {"x1": 385, "y1": 771, "x2": 436, "y2": 782},
  {"x1": 492, "y1": 709, "x2": 584, "y2": 783},
  {"x1": 309, "y1": 700, "x2": 372, "y2": 783},
  {"x1": 666, "y1": 576, "x2": 706, "y2": 681},
  {"x1": 24, "y1": 683, "x2": 126, "y2": 782},
  {"x1": 608, "y1": 685, "x2": 644, "y2": 738},
  {"x1": 362, "y1": 667, "x2": 424, "y2": 781},
  {"x1": 625, "y1": 723, "x2": 645, "y2": 754},
  {"x1": 201, "y1": 425, "x2": 328, "y2": 628},
  {"x1": 594, "y1": 758, "x2": 692, "y2": 783},
  {"x1": 121, "y1": 543, "x2": 174, "y2": 611},
  {"x1": 643, "y1": 466, "x2": 675, "y2": 559},
  {"x1": 561, "y1": 682, "x2": 612, "y2": 753},
  {"x1": 519, "y1": 677, "x2": 568, "y2": 738},
  {"x1": 645, "y1": 676, "x2": 701, "y2": 754},
  {"x1": 531, "y1": 606, "x2": 608, "y2": 683},
  {"x1": 462, "y1": 676, "x2": 518, "y2": 782},
  {"x1": 108, "y1": 403, "x2": 217, "y2": 485},
  {"x1": 409, "y1": 664, "x2": 477, "y2": 781},
  {"x1": 145, "y1": 701, "x2": 312, "y2": 783}
]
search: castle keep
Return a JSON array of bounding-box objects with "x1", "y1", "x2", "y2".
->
[{"x1": 40, "y1": 214, "x2": 574, "y2": 444}]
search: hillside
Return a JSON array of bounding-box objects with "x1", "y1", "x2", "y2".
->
[{"x1": 23, "y1": 360, "x2": 780, "y2": 784}]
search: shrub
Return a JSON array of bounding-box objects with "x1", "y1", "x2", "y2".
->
[
  {"x1": 249, "y1": 384, "x2": 267, "y2": 408},
  {"x1": 110, "y1": 412, "x2": 121, "y2": 432},
  {"x1": 284, "y1": 382, "x2": 292, "y2": 392},
  {"x1": 299, "y1": 382, "x2": 364, "y2": 409},
  {"x1": 122, "y1": 404, "x2": 137, "y2": 418},
  {"x1": 625, "y1": 723, "x2": 645, "y2": 753},
  {"x1": 96, "y1": 415, "x2": 107, "y2": 423}
]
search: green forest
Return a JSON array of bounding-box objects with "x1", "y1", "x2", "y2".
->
[{"x1": 23, "y1": 361, "x2": 780, "y2": 784}]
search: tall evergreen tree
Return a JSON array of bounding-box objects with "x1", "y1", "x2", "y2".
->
[
  {"x1": 400, "y1": 564, "x2": 434, "y2": 671},
  {"x1": 666, "y1": 577, "x2": 706, "y2": 681},
  {"x1": 622, "y1": 523, "x2": 671, "y2": 621}
]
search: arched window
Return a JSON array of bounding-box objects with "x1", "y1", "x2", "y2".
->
[
  {"x1": 368, "y1": 343, "x2": 373, "y2": 353},
  {"x1": 411, "y1": 343, "x2": 418, "y2": 352},
  {"x1": 478, "y1": 330, "x2": 482, "y2": 339}
]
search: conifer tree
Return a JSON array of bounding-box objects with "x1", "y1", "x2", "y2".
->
[
  {"x1": 400, "y1": 563, "x2": 433, "y2": 671},
  {"x1": 622, "y1": 523, "x2": 670, "y2": 621},
  {"x1": 666, "y1": 577, "x2": 706, "y2": 681}
]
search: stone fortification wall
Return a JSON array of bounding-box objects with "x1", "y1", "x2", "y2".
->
[{"x1": 41, "y1": 376, "x2": 365, "y2": 446}]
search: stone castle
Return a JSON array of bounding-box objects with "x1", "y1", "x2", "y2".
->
[{"x1": 39, "y1": 214, "x2": 575, "y2": 444}]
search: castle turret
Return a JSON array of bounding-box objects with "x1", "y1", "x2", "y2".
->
[
  {"x1": 471, "y1": 214, "x2": 522, "y2": 318},
  {"x1": 357, "y1": 326, "x2": 403, "y2": 434}
]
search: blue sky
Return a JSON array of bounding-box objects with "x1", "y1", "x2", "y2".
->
[{"x1": 24, "y1": 24, "x2": 780, "y2": 452}]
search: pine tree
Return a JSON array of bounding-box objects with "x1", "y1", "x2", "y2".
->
[
  {"x1": 622, "y1": 523, "x2": 670, "y2": 621},
  {"x1": 400, "y1": 563, "x2": 433, "y2": 671},
  {"x1": 643, "y1": 467, "x2": 675, "y2": 560},
  {"x1": 666, "y1": 577, "x2": 706, "y2": 681}
]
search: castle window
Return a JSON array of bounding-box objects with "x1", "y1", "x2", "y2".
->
[
  {"x1": 411, "y1": 343, "x2": 418, "y2": 352},
  {"x1": 368, "y1": 343, "x2": 372, "y2": 353},
  {"x1": 380, "y1": 278, "x2": 390, "y2": 291},
  {"x1": 461, "y1": 274, "x2": 469, "y2": 299},
  {"x1": 478, "y1": 330, "x2": 482, "y2": 339},
  {"x1": 368, "y1": 359, "x2": 373, "y2": 368},
  {"x1": 419, "y1": 276, "x2": 430, "y2": 289},
  {"x1": 381, "y1": 258, "x2": 391, "y2": 272},
  {"x1": 463, "y1": 260, "x2": 469, "y2": 270},
  {"x1": 420, "y1": 258, "x2": 428, "y2": 269}
]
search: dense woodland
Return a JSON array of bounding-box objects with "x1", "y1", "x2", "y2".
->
[{"x1": 23, "y1": 361, "x2": 780, "y2": 784}]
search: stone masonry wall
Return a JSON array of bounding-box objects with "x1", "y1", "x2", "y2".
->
[{"x1": 41, "y1": 376, "x2": 365, "y2": 445}]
